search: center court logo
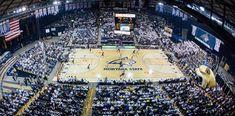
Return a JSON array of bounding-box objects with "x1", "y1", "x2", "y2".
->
[
  {"x1": 104, "y1": 57, "x2": 143, "y2": 71},
  {"x1": 107, "y1": 57, "x2": 136, "y2": 66}
]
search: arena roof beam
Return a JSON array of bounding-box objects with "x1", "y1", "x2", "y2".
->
[
  {"x1": 0, "y1": 0, "x2": 5, "y2": 7},
  {"x1": 222, "y1": 0, "x2": 226, "y2": 28},
  {"x1": 184, "y1": 0, "x2": 235, "y2": 27},
  {"x1": 17, "y1": 0, "x2": 24, "y2": 8},
  {"x1": 1, "y1": 0, "x2": 15, "y2": 16},
  {"x1": 168, "y1": 0, "x2": 235, "y2": 51},
  {"x1": 28, "y1": 0, "x2": 35, "y2": 6}
]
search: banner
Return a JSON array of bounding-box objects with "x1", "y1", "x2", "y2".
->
[
  {"x1": 69, "y1": 4, "x2": 73, "y2": 10},
  {"x1": 55, "y1": 5, "x2": 59, "y2": 14},
  {"x1": 43, "y1": 8, "x2": 47, "y2": 16},
  {"x1": 39, "y1": 9, "x2": 43, "y2": 17},
  {"x1": 51, "y1": 6, "x2": 55, "y2": 14},
  {"x1": 47, "y1": 7, "x2": 51, "y2": 15},
  {"x1": 0, "y1": 20, "x2": 10, "y2": 35},
  {"x1": 65, "y1": 4, "x2": 68, "y2": 11}
]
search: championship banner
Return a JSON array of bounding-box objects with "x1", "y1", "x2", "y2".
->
[
  {"x1": 73, "y1": 3, "x2": 76, "y2": 9},
  {"x1": 39, "y1": 9, "x2": 43, "y2": 17},
  {"x1": 55, "y1": 5, "x2": 59, "y2": 14},
  {"x1": 51, "y1": 6, "x2": 55, "y2": 14},
  {"x1": 69, "y1": 4, "x2": 73, "y2": 10},
  {"x1": 65, "y1": 4, "x2": 68, "y2": 11},
  {"x1": 175, "y1": 9, "x2": 179, "y2": 16},
  {"x1": 84, "y1": 2, "x2": 87, "y2": 8},
  {"x1": 179, "y1": 11, "x2": 183, "y2": 18},
  {"x1": 47, "y1": 7, "x2": 51, "y2": 15},
  {"x1": 182, "y1": 13, "x2": 188, "y2": 20},
  {"x1": 172, "y1": 8, "x2": 176, "y2": 16},
  {"x1": 34, "y1": 10, "x2": 39, "y2": 18},
  {"x1": 43, "y1": 8, "x2": 47, "y2": 16}
]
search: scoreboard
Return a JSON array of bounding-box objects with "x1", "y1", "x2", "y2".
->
[{"x1": 114, "y1": 14, "x2": 136, "y2": 35}]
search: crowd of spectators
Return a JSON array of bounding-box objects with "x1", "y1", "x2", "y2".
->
[
  {"x1": 0, "y1": 89, "x2": 34, "y2": 115},
  {"x1": 135, "y1": 12, "x2": 161, "y2": 47},
  {"x1": 14, "y1": 42, "x2": 64, "y2": 77},
  {"x1": 0, "y1": 82, "x2": 43, "y2": 116},
  {"x1": 47, "y1": 10, "x2": 99, "y2": 48},
  {"x1": 23, "y1": 84, "x2": 88, "y2": 116},
  {"x1": 93, "y1": 83, "x2": 180, "y2": 115},
  {"x1": 70, "y1": 11, "x2": 98, "y2": 47},
  {"x1": 205, "y1": 86, "x2": 235, "y2": 113},
  {"x1": 163, "y1": 38, "x2": 217, "y2": 78},
  {"x1": 162, "y1": 81, "x2": 232, "y2": 115}
]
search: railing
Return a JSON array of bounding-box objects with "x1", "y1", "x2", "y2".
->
[{"x1": 0, "y1": 56, "x2": 18, "y2": 99}]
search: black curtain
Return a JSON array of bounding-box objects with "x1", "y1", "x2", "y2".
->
[{"x1": 20, "y1": 16, "x2": 39, "y2": 46}]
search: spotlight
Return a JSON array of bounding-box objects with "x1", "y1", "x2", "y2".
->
[
  {"x1": 53, "y1": 1, "x2": 60, "y2": 5},
  {"x1": 22, "y1": 6, "x2": 26, "y2": 11},
  {"x1": 158, "y1": 2, "x2": 164, "y2": 6},
  {"x1": 199, "y1": 6, "x2": 205, "y2": 11}
]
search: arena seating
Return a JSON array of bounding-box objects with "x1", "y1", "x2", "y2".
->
[
  {"x1": 48, "y1": 10, "x2": 98, "y2": 48},
  {"x1": 23, "y1": 84, "x2": 88, "y2": 115},
  {"x1": 135, "y1": 12, "x2": 160, "y2": 47},
  {"x1": 162, "y1": 81, "x2": 234, "y2": 115},
  {"x1": 0, "y1": 84, "x2": 43, "y2": 115},
  {"x1": 93, "y1": 84, "x2": 180, "y2": 115},
  {"x1": 13, "y1": 42, "x2": 63, "y2": 77}
]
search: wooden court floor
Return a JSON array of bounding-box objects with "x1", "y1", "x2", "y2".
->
[{"x1": 57, "y1": 49, "x2": 184, "y2": 82}]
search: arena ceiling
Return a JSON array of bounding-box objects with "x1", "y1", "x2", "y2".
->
[
  {"x1": 171, "y1": 0, "x2": 235, "y2": 26},
  {"x1": 0, "y1": 0, "x2": 45, "y2": 17},
  {"x1": 197, "y1": 0, "x2": 235, "y2": 24},
  {"x1": 0, "y1": 0, "x2": 235, "y2": 25}
]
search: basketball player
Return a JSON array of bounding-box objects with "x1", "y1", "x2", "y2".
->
[
  {"x1": 101, "y1": 52, "x2": 104, "y2": 57},
  {"x1": 117, "y1": 47, "x2": 120, "y2": 52},
  {"x1": 87, "y1": 64, "x2": 90, "y2": 70},
  {"x1": 120, "y1": 70, "x2": 125, "y2": 78},
  {"x1": 133, "y1": 50, "x2": 136, "y2": 54},
  {"x1": 120, "y1": 61, "x2": 123, "y2": 67}
]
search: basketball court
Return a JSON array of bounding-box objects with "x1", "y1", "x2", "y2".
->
[{"x1": 56, "y1": 49, "x2": 184, "y2": 82}]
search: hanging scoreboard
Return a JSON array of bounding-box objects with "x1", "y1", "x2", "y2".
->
[{"x1": 114, "y1": 13, "x2": 136, "y2": 35}]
